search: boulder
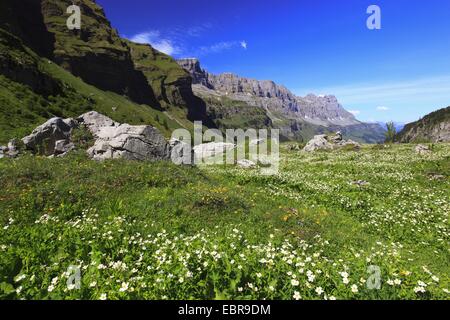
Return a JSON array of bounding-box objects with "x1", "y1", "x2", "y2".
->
[
  {"x1": 237, "y1": 159, "x2": 257, "y2": 168},
  {"x1": 415, "y1": 144, "x2": 431, "y2": 155},
  {"x1": 0, "y1": 146, "x2": 4, "y2": 159},
  {"x1": 303, "y1": 135, "x2": 334, "y2": 152},
  {"x1": 87, "y1": 124, "x2": 170, "y2": 161},
  {"x1": 303, "y1": 133, "x2": 361, "y2": 152},
  {"x1": 337, "y1": 139, "x2": 361, "y2": 150},
  {"x1": 330, "y1": 131, "x2": 343, "y2": 143},
  {"x1": 250, "y1": 138, "x2": 266, "y2": 146},
  {"x1": 77, "y1": 111, "x2": 119, "y2": 136},
  {"x1": 169, "y1": 138, "x2": 194, "y2": 165},
  {"x1": 193, "y1": 142, "x2": 236, "y2": 159},
  {"x1": 54, "y1": 140, "x2": 75, "y2": 157},
  {"x1": 22, "y1": 117, "x2": 76, "y2": 155}
]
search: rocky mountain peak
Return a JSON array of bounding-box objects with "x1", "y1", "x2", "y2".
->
[{"x1": 177, "y1": 58, "x2": 359, "y2": 127}]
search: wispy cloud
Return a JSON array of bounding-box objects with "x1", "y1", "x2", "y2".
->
[
  {"x1": 198, "y1": 40, "x2": 248, "y2": 56},
  {"x1": 349, "y1": 110, "x2": 361, "y2": 115},
  {"x1": 376, "y1": 106, "x2": 390, "y2": 111},
  {"x1": 128, "y1": 31, "x2": 181, "y2": 56}
]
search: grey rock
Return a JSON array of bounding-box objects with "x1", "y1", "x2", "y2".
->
[
  {"x1": 54, "y1": 140, "x2": 75, "y2": 157},
  {"x1": 303, "y1": 135, "x2": 334, "y2": 152},
  {"x1": 77, "y1": 111, "x2": 119, "y2": 136},
  {"x1": 415, "y1": 144, "x2": 431, "y2": 155},
  {"x1": 22, "y1": 117, "x2": 76, "y2": 155},
  {"x1": 169, "y1": 138, "x2": 194, "y2": 165},
  {"x1": 250, "y1": 138, "x2": 266, "y2": 146},
  {"x1": 87, "y1": 124, "x2": 170, "y2": 161},
  {"x1": 237, "y1": 159, "x2": 257, "y2": 168},
  {"x1": 303, "y1": 133, "x2": 361, "y2": 152},
  {"x1": 330, "y1": 131, "x2": 343, "y2": 143},
  {"x1": 193, "y1": 142, "x2": 236, "y2": 160},
  {"x1": 351, "y1": 180, "x2": 370, "y2": 187}
]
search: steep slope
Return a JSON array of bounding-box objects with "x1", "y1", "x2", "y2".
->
[
  {"x1": 178, "y1": 58, "x2": 385, "y2": 142},
  {"x1": 126, "y1": 41, "x2": 212, "y2": 125},
  {"x1": 395, "y1": 107, "x2": 450, "y2": 143}
]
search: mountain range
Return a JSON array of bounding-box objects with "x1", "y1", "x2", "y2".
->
[
  {"x1": 177, "y1": 58, "x2": 386, "y2": 142},
  {"x1": 0, "y1": 0, "x2": 446, "y2": 145}
]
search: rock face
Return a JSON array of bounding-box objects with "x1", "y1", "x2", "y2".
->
[
  {"x1": 38, "y1": 0, "x2": 159, "y2": 106},
  {"x1": 303, "y1": 133, "x2": 361, "y2": 152},
  {"x1": 22, "y1": 117, "x2": 76, "y2": 155},
  {"x1": 396, "y1": 106, "x2": 450, "y2": 143},
  {"x1": 178, "y1": 58, "x2": 385, "y2": 143},
  {"x1": 177, "y1": 58, "x2": 359, "y2": 127}
]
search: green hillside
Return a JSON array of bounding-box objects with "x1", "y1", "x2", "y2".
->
[{"x1": 0, "y1": 28, "x2": 192, "y2": 144}]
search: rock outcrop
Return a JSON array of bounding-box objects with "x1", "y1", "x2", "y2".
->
[
  {"x1": 87, "y1": 123, "x2": 170, "y2": 161},
  {"x1": 396, "y1": 106, "x2": 450, "y2": 143},
  {"x1": 303, "y1": 133, "x2": 361, "y2": 152},
  {"x1": 19, "y1": 111, "x2": 170, "y2": 161},
  {"x1": 22, "y1": 117, "x2": 76, "y2": 156}
]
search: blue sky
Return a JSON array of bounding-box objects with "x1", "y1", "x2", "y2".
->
[{"x1": 97, "y1": 0, "x2": 450, "y2": 123}]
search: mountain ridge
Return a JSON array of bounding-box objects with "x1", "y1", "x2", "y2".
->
[{"x1": 178, "y1": 58, "x2": 386, "y2": 142}]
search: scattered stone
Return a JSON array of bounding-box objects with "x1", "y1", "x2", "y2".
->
[
  {"x1": 193, "y1": 142, "x2": 236, "y2": 159},
  {"x1": 250, "y1": 138, "x2": 265, "y2": 146},
  {"x1": 351, "y1": 180, "x2": 370, "y2": 187},
  {"x1": 303, "y1": 133, "x2": 361, "y2": 152},
  {"x1": 303, "y1": 134, "x2": 334, "y2": 152},
  {"x1": 429, "y1": 174, "x2": 445, "y2": 181},
  {"x1": 237, "y1": 159, "x2": 257, "y2": 169},
  {"x1": 6, "y1": 139, "x2": 20, "y2": 158},
  {"x1": 415, "y1": 144, "x2": 431, "y2": 155}
]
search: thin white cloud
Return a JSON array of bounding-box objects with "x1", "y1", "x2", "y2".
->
[
  {"x1": 376, "y1": 106, "x2": 390, "y2": 111},
  {"x1": 349, "y1": 110, "x2": 361, "y2": 115},
  {"x1": 198, "y1": 41, "x2": 247, "y2": 55},
  {"x1": 128, "y1": 31, "x2": 181, "y2": 56}
]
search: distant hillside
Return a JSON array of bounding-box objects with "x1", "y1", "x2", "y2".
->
[{"x1": 395, "y1": 106, "x2": 450, "y2": 143}]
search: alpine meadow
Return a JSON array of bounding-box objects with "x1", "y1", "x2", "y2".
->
[{"x1": 0, "y1": 0, "x2": 449, "y2": 304}]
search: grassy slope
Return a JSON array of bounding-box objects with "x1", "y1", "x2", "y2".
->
[{"x1": 0, "y1": 144, "x2": 448, "y2": 299}]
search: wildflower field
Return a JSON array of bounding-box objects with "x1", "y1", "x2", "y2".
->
[{"x1": 0, "y1": 144, "x2": 449, "y2": 300}]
